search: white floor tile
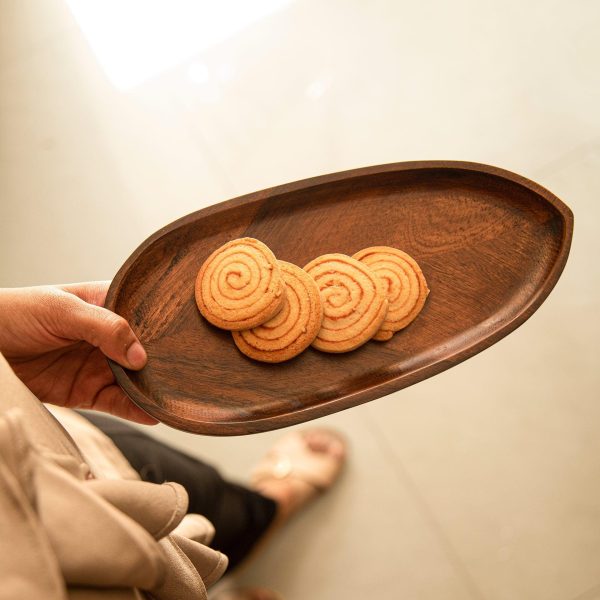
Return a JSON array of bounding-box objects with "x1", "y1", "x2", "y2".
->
[
  {"x1": 366, "y1": 146, "x2": 600, "y2": 600},
  {"x1": 0, "y1": 0, "x2": 76, "y2": 68},
  {"x1": 203, "y1": 409, "x2": 479, "y2": 600}
]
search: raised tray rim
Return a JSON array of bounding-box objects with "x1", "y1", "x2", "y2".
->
[{"x1": 105, "y1": 160, "x2": 574, "y2": 435}]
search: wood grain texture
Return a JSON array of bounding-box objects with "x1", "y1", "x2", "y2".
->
[{"x1": 105, "y1": 161, "x2": 573, "y2": 435}]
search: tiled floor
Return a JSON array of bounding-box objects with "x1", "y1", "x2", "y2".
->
[{"x1": 1, "y1": 1, "x2": 599, "y2": 598}]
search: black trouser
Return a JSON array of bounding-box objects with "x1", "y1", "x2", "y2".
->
[{"x1": 79, "y1": 412, "x2": 277, "y2": 570}]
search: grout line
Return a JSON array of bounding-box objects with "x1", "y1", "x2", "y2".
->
[
  {"x1": 363, "y1": 411, "x2": 488, "y2": 600},
  {"x1": 532, "y1": 135, "x2": 600, "y2": 180}
]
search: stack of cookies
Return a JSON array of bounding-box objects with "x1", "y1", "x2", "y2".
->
[{"x1": 195, "y1": 237, "x2": 429, "y2": 363}]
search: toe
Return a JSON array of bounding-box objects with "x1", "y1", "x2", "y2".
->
[{"x1": 304, "y1": 429, "x2": 346, "y2": 460}]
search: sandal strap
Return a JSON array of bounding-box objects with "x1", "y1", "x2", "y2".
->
[
  {"x1": 250, "y1": 429, "x2": 347, "y2": 493},
  {"x1": 250, "y1": 452, "x2": 333, "y2": 491}
]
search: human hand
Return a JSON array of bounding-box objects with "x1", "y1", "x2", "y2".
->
[{"x1": 0, "y1": 282, "x2": 157, "y2": 424}]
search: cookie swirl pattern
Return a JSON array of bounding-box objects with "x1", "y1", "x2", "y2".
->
[
  {"x1": 232, "y1": 261, "x2": 323, "y2": 362},
  {"x1": 353, "y1": 246, "x2": 429, "y2": 341},
  {"x1": 195, "y1": 238, "x2": 285, "y2": 330},
  {"x1": 304, "y1": 253, "x2": 388, "y2": 353}
]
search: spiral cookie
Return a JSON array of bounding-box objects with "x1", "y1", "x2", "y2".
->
[
  {"x1": 353, "y1": 246, "x2": 429, "y2": 341},
  {"x1": 195, "y1": 238, "x2": 285, "y2": 330},
  {"x1": 304, "y1": 253, "x2": 388, "y2": 353},
  {"x1": 232, "y1": 261, "x2": 323, "y2": 363}
]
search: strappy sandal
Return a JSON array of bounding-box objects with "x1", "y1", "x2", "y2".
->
[
  {"x1": 229, "y1": 429, "x2": 347, "y2": 575},
  {"x1": 250, "y1": 428, "x2": 347, "y2": 518}
]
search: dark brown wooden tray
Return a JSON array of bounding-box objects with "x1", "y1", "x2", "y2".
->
[{"x1": 105, "y1": 161, "x2": 573, "y2": 435}]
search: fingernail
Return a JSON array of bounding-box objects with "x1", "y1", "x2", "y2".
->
[{"x1": 126, "y1": 341, "x2": 147, "y2": 369}]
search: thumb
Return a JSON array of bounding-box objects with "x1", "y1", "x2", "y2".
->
[{"x1": 63, "y1": 294, "x2": 147, "y2": 370}]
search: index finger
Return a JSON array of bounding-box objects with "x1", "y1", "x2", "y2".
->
[{"x1": 59, "y1": 281, "x2": 110, "y2": 307}]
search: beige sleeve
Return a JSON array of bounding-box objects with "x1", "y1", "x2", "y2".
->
[{"x1": 0, "y1": 354, "x2": 227, "y2": 600}]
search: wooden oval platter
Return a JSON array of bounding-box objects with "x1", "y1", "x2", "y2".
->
[{"x1": 105, "y1": 161, "x2": 573, "y2": 435}]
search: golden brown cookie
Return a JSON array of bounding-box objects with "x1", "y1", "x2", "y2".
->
[
  {"x1": 353, "y1": 246, "x2": 429, "y2": 341},
  {"x1": 303, "y1": 253, "x2": 388, "y2": 353},
  {"x1": 195, "y1": 238, "x2": 285, "y2": 330},
  {"x1": 232, "y1": 261, "x2": 323, "y2": 363}
]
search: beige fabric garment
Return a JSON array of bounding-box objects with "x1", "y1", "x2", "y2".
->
[
  {"x1": 0, "y1": 409, "x2": 67, "y2": 600},
  {"x1": 0, "y1": 353, "x2": 228, "y2": 600},
  {"x1": 68, "y1": 590, "x2": 144, "y2": 600},
  {"x1": 47, "y1": 405, "x2": 141, "y2": 480}
]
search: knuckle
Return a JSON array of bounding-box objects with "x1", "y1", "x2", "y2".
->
[
  {"x1": 39, "y1": 288, "x2": 82, "y2": 331},
  {"x1": 106, "y1": 314, "x2": 132, "y2": 341}
]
